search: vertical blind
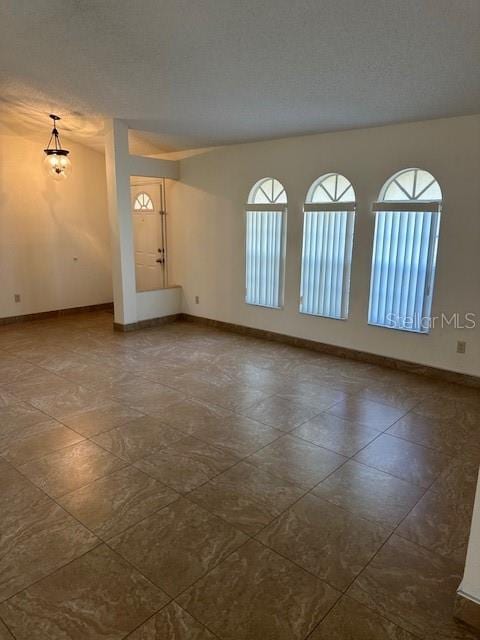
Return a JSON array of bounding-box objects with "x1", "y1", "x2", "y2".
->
[
  {"x1": 245, "y1": 209, "x2": 284, "y2": 307},
  {"x1": 368, "y1": 208, "x2": 441, "y2": 332},
  {"x1": 300, "y1": 209, "x2": 355, "y2": 319}
]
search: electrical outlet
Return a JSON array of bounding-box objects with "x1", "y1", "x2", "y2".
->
[
  {"x1": 457, "y1": 340, "x2": 466, "y2": 354},
  {"x1": 195, "y1": 296, "x2": 199, "y2": 304},
  {"x1": 14, "y1": 294, "x2": 21, "y2": 303}
]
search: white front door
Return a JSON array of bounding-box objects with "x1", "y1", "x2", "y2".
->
[{"x1": 131, "y1": 185, "x2": 165, "y2": 291}]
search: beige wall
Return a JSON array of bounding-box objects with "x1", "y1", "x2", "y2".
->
[
  {"x1": 0, "y1": 123, "x2": 112, "y2": 318},
  {"x1": 168, "y1": 114, "x2": 480, "y2": 377}
]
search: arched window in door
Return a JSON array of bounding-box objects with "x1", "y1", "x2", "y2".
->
[{"x1": 133, "y1": 192, "x2": 154, "y2": 211}]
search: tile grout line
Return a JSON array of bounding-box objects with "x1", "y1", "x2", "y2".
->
[
  {"x1": 2, "y1": 429, "x2": 290, "y2": 631},
  {"x1": 338, "y1": 452, "x2": 459, "y2": 639},
  {"x1": 1, "y1": 318, "x2": 478, "y2": 638},
  {"x1": 0, "y1": 612, "x2": 18, "y2": 640},
  {"x1": 0, "y1": 344, "x2": 464, "y2": 513},
  {"x1": 0, "y1": 370, "x2": 450, "y2": 602},
  {"x1": 48, "y1": 407, "x2": 461, "y2": 637},
  {"x1": 122, "y1": 600, "x2": 223, "y2": 640},
  {"x1": 0, "y1": 458, "x2": 178, "y2": 633}
]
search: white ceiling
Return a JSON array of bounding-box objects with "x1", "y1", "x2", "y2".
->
[{"x1": 1, "y1": 0, "x2": 479, "y2": 152}]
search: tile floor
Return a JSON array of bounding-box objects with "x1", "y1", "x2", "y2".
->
[{"x1": 0, "y1": 311, "x2": 479, "y2": 639}]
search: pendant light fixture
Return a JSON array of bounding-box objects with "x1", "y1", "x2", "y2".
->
[{"x1": 43, "y1": 114, "x2": 72, "y2": 180}]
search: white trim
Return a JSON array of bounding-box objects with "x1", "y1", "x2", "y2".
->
[{"x1": 457, "y1": 586, "x2": 480, "y2": 606}]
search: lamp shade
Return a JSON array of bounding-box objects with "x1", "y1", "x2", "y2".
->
[
  {"x1": 43, "y1": 115, "x2": 71, "y2": 180},
  {"x1": 43, "y1": 150, "x2": 72, "y2": 180}
]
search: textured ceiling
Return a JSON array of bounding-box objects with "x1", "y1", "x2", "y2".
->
[{"x1": 1, "y1": 0, "x2": 480, "y2": 151}]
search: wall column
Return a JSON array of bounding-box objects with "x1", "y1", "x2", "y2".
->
[
  {"x1": 104, "y1": 119, "x2": 137, "y2": 326},
  {"x1": 455, "y1": 469, "x2": 480, "y2": 630}
]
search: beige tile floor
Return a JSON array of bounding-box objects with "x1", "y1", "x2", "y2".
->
[{"x1": 0, "y1": 311, "x2": 479, "y2": 639}]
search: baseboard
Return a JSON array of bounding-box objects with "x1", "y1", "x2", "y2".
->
[
  {"x1": 0, "y1": 303, "x2": 114, "y2": 326},
  {"x1": 180, "y1": 313, "x2": 480, "y2": 389},
  {"x1": 9, "y1": 305, "x2": 476, "y2": 388},
  {"x1": 113, "y1": 313, "x2": 181, "y2": 332},
  {"x1": 454, "y1": 592, "x2": 480, "y2": 631}
]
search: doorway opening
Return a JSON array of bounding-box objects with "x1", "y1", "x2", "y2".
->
[{"x1": 130, "y1": 177, "x2": 168, "y2": 292}]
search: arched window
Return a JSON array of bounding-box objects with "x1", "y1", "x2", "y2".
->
[
  {"x1": 249, "y1": 177, "x2": 287, "y2": 205},
  {"x1": 368, "y1": 169, "x2": 442, "y2": 333},
  {"x1": 307, "y1": 172, "x2": 355, "y2": 204},
  {"x1": 300, "y1": 174, "x2": 356, "y2": 319},
  {"x1": 133, "y1": 192, "x2": 154, "y2": 211},
  {"x1": 245, "y1": 178, "x2": 287, "y2": 308},
  {"x1": 380, "y1": 168, "x2": 442, "y2": 202}
]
